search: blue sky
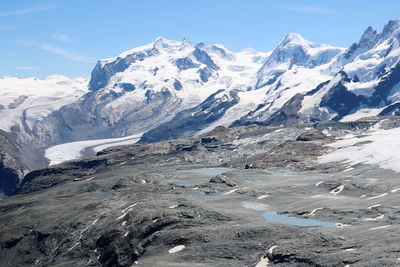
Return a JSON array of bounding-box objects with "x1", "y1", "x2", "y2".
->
[{"x1": 1, "y1": 0, "x2": 400, "y2": 79}]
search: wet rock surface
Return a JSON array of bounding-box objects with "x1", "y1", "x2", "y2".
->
[{"x1": 1, "y1": 118, "x2": 400, "y2": 266}]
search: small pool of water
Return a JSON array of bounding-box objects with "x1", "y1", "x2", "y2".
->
[
  {"x1": 184, "y1": 168, "x2": 232, "y2": 176},
  {"x1": 93, "y1": 195, "x2": 110, "y2": 199},
  {"x1": 192, "y1": 193, "x2": 222, "y2": 199},
  {"x1": 180, "y1": 182, "x2": 196, "y2": 186},
  {"x1": 160, "y1": 186, "x2": 169, "y2": 189},
  {"x1": 263, "y1": 170, "x2": 296, "y2": 176},
  {"x1": 262, "y1": 212, "x2": 336, "y2": 228}
]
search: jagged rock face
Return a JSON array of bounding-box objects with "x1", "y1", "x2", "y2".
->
[
  {"x1": 320, "y1": 78, "x2": 366, "y2": 120},
  {"x1": 89, "y1": 47, "x2": 159, "y2": 92},
  {"x1": 0, "y1": 154, "x2": 20, "y2": 197},
  {"x1": 139, "y1": 90, "x2": 240, "y2": 143},
  {"x1": 301, "y1": 19, "x2": 400, "y2": 121},
  {"x1": 263, "y1": 93, "x2": 305, "y2": 126},
  {"x1": 0, "y1": 131, "x2": 25, "y2": 196}
]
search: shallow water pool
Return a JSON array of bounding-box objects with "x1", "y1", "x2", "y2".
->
[
  {"x1": 263, "y1": 170, "x2": 296, "y2": 176},
  {"x1": 262, "y1": 212, "x2": 336, "y2": 228},
  {"x1": 184, "y1": 168, "x2": 232, "y2": 176},
  {"x1": 180, "y1": 182, "x2": 196, "y2": 186}
]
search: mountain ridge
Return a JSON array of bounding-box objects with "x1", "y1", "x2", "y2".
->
[{"x1": 2, "y1": 19, "x2": 400, "y2": 195}]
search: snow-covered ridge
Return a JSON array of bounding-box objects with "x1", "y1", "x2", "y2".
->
[
  {"x1": 0, "y1": 75, "x2": 88, "y2": 131},
  {"x1": 88, "y1": 36, "x2": 272, "y2": 129},
  {"x1": 4, "y1": 19, "x2": 400, "y2": 167}
]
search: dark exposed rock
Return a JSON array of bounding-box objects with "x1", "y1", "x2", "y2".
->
[
  {"x1": 0, "y1": 130, "x2": 39, "y2": 196},
  {"x1": 173, "y1": 79, "x2": 183, "y2": 91},
  {"x1": 320, "y1": 74, "x2": 365, "y2": 120},
  {"x1": 14, "y1": 158, "x2": 108, "y2": 195},
  {"x1": 263, "y1": 93, "x2": 304, "y2": 126},
  {"x1": 8, "y1": 95, "x2": 28, "y2": 109},
  {"x1": 209, "y1": 174, "x2": 237, "y2": 187},
  {"x1": 199, "y1": 67, "x2": 212, "y2": 82},
  {"x1": 250, "y1": 139, "x2": 332, "y2": 170},
  {"x1": 372, "y1": 62, "x2": 400, "y2": 105},
  {"x1": 296, "y1": 131, "x2": 333, "y2": 142},
  {"x1": 116, "y1": 83, "x2": 136, "y2": 92},
  {"x1": 139, "y1": 90, "x2": 239, "y2": 143},
  {"x1": 89, "y1": 48, "x2": 159, "y2": 92},
  {"x1": 305, "y1": 80, "x2": 330, "y2": 96},
  {"x1": 175, "y1": 57, "x2": 198, "y2": 71},
  {"x1": 193, "y1": 47, "x2": 219, "y2": 70}
]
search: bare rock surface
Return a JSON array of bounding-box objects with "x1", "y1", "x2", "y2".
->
[{"x1": 1, "y1": 118, "x2": 400, "y2": 266}]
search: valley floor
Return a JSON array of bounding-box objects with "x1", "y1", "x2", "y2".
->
[{"x1": 1, "y1": 118, "x2": 400, "y2": 266}]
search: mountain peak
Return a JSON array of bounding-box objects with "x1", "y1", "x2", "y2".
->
[
  {"x1": 382, "y1": 18, "x2": 400, "y2": 38},
  {"x1": 182, "y1": 37, "x2": 190, "y2": 44},
  {"x1": 153, "y1": 36, "x2": 170, "y2": 50},
  {"x1": 359, "y1": 26, "x2": 379, "y2": 45},
  {"x1": 279, "y1": 32, "x2": 318, "y2": 49},
  {"x1": 283, "y1": 32, "x2": 307, "y2": 44},
  {"x1": 261, "y1": 32, "x2": 342, "y2": 70}
]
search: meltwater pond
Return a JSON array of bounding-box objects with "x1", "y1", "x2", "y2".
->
[
  {"x1": 262, "y1": 212, "x2": 336, "y2": 228},
  {"x1": 263, "y1": 170, "x2": 297, "y2": 176},
  {"x1": 184, "y1": 168, "x2": 232, "y2": 176},
  {"x1": 180, "y1": 182, "x2": 196, "y2": 186}
]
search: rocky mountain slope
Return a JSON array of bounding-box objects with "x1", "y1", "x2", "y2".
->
[{"x1": 2, "y1": 117, "x2": 400, "y2": 266}]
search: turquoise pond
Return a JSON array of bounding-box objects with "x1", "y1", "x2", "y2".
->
[
  {"x1": 93, "y1": 196, "x2": 110, "y2": 199},
  {"x1": 180, "y1": 182, "x2": 196, "y2": 186},
  {"x1": 262, "y1": 212, "x2": 336, "y2": 228}
]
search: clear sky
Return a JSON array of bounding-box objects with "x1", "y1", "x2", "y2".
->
[{"x1": 1, "y1": 0, "x2": 400, "y2": 79}]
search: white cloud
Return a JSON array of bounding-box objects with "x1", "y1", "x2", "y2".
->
[
  {"x1": 278, "y1": 4, "x2": 332, "y2": 14},
  {"x1": 15, "y1": 66, "x2": 36, "y2": 70},
  {"x1": 15, "y1": 40, "x2": 92, "y2": 62},
  {"x1": 0, "y1": 25, "x2": 12, "y2": 30},
  {"x1": 39, "y1": 44, "x2": 91, "y2": 62},
  {"x1": 52, "y1": 34, "x2": 75, "y2": 43},
  {"x1": 0, "y1": 5, "x2": 55, "y2": 17},
  {"x1": 0, "y1": 52, "x2": 17, "y2": 56}
]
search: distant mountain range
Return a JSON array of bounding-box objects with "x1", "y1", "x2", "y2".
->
[{"x1": 1, "y1": 18, "x2": 400, "y2": 195}]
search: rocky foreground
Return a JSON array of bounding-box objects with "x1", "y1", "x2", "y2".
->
[{"x1": 1, "y1": 118, "x2": 400, "y2": 266}]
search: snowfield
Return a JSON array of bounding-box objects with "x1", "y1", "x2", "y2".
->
[
  {"x1": 320, "y1": 124, "x2": 400, "y2": 172},
  {"x1": 0, "y1": 75, "x2": 88, "y2": 131}
]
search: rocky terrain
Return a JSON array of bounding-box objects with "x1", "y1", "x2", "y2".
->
[{"x1": 1, "y1": 117, "x2": 400, "y2": 266}]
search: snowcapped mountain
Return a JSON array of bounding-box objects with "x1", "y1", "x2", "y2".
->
[
  {"x1": 230, "y1": 33, "x2": 344, "y2": 126},
  {"x1": 31, "y1": 37, "x2": 271, "y2": 146},
  {"x1": 0, "y1": 75, "x2": 87, "y2": 133},
  {"x1": 3, "y1": 18, "x2": 400, "y2": 157},
  {"x1": 300, "y1": 19, "x2": 400, "y2": 121}
]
